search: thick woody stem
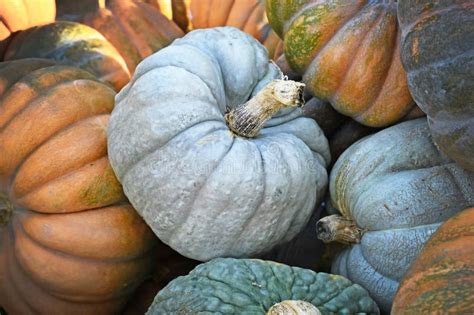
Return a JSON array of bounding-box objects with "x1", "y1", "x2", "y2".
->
[
  {"x1": 316, "y1": 214, "x2": 365, "y2": 245},
  {"x1": 267, "y1": 300, "x2": 321, "y2": 315},
  {"x1": 0, "y1": 192, "x2": 13, "y2": 226},
  {"x1": 225, "y1": 79, "x2": 305, "y2": 138}
]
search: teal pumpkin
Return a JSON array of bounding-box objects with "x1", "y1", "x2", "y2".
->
[{"x1": 148, "y1": 258, "x2": 380, "y2": 314}]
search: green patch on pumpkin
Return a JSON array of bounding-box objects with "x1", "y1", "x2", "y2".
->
[{"x1": 79, "y1": 166, "x2": 124, "y2": 207}]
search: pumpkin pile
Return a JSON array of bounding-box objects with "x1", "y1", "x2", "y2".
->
[{"x1": 0, "y1": 0, "x2": 472, "y2": 314}]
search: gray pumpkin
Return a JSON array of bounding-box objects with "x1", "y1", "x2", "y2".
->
[
  {"x1": 320, "y1": 118, "x2": 474, "y2": 313},
  {"x1": 108, "y1": 27, "x2": 330, "y2": 261}
]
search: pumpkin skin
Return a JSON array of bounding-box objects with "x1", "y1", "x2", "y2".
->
[
  {"x1": 266, "y1": 0, "x2": 415, "y2": 127},
  {"x1": 183, "y1": 0, "x2": 268, "y2": 41},
  {"x1": 81, "y1": 0, "x2": 184, "y2": 74},
  {"x1": 108, "y1": 27, "x2": 330, "y2": 261},
  {"x1": 392, "y1": 207, "x2": 474, "y2": 314},
  {"x1": 3, "y1": 21, "x2": 130, "y2": 91},
  {"x1": 326, "y1": 118, "x2": 474, "y2": 312},
  {"x1": 398, "y1": 1, "x2": 474, "y2": 172},
  {"x1": 0, "y1": 0, "x2": 55, "y2": 58},
  {"x1": 148, "y1": 258, "x2": 380, "y2": 314},
  {"x1": 0, "y1": 59, "x2": 157, "y2": 314}
]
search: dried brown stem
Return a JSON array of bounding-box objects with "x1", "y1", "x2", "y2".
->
[
  {"x1": 225, "y1": 79, "x2": 305, "y2": 138},
  {"x1": 316, "y1": 214, "x2": 365, "y2": 245}
]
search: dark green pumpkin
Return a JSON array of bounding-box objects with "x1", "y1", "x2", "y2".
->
[
  {"x1": 398, "y1": 0, "x2": 474, "y2": 171},
  {"x1": 148, "y1": 258, "x2": 380, "y2": 314},
  {"x1": 3, "y1": 21, "x2": 130, "y2": 91}
]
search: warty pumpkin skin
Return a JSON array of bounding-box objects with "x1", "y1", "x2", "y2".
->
[
  {"x1": 0, "y1": 59, "x2": 158, "y2": 314},
  {"x1": 81, "y1": 0, "x2": 184, "y2": 74},
  {"x1": 3, "y1": 21, "x2": 130, "y2": 91},
  {"x1": 148, "y1": 258, "x2": 380, "y2": 314},
  {"x1": 392, "y1": 207, "x2": 474, "y2": 314},
  {"x1": 398, "y1": 1, "x2": 474, "y2": 172},
  {"x1": 0, "y1": 0, "x2": 56, "y2": 58},
  {"x1": 266, "y1": 0, "x2": 415, "y2": 127},
  {"x1": 108, "y1": 27, "x2": 330, "y2": 261},
  {"x1": 318, "y1": 118, "x2": 474, "y2": 313}
]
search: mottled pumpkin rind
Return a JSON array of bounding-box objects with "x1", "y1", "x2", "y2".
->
[
  {"x1": 328, "y1": 118, "x2": 474, "y2": 313},
  {"x1": 148, "y1": 258, "x2": 380, "y2": 314},
  {"x1": 266, "y1": 0, "x2": 416, "y2": 127},
  {"x1": 392, "y1": 207, "x2": 474, "y2": 314},
  {"x1": 3, "y1": 21, "x2": 130, "y2": 91},
  {"x1": 398, "y1": 0, "x2": 474, "y2": 171}
]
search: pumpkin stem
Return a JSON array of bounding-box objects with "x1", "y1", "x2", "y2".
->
[
  {"x1": 316, "y1": 214, "x2": 365, "y2": 245},
  {"x1": 225, "y1": 79, "x2": 305, "y2": 138},
  {"x1": 0, "y1": 192, "x2": 13, "y2": 226},
  {"x1": 267, "y1": 300, "x2": 321, "y2": 315}
]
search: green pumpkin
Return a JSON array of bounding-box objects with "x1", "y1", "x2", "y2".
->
[
  {"x1": 148, "y1": 258, "x2": 379, "y2": 314},
  {"x1": 4, "y1": 21, "x2": 130, "y2": 91}
]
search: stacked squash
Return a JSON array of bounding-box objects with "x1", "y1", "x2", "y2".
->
[{"x1": 0, "y1": 0, "x2": 472, "y2": 314}]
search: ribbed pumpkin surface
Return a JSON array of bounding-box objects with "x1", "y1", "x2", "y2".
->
[
  {"x1": 148, "y1": 258, "x2": 380, "y2": 314},
  {"x1": 82, "y1": 0, "x2": 184, "y2": 73},
  {"x1": 266, "y1": 0, "x2": 415, "y2": 127},
  {"x1": 392, "y1": 207, "x2": 474, "y2": 314},
  {"x1": 3, "y1": 21, "x2": 130, "y2": 91},
  {"x1": 398, "y1": 0, "x2": 474, "y2": 171},
  {"x1": 0, "y1": 59, "x2": 157, "y2": 314}
]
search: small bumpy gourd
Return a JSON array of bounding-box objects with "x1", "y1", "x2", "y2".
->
[{"x1": 108, "y1": 27, "x2": 330, "y2": 261}]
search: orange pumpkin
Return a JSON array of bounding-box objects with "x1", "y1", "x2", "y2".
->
[
  {"x1": 0, "y1": 0, "x2": 56, "y2": 58},
  {"x1": 177, "y1": 0, "x2": 267, "y2": 41},
  {"x1": 0, "y1": 59, "x2": 157, "y2": 314},
  {"x1": 266, "y1": 0, "x2": 416, "y2": 127},
  {"x1": 3, "y1": 21, "x2": 130, "y2": 91},
  {"x1": 392, "y1": 207, "x2": 474, "y2": 314},
  {"x1": 81, "y1": 0, "x2": 184, "y2": 73}
]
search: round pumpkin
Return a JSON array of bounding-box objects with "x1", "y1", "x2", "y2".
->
[
  {"x1": 108, "y1": 27, "x2": 330, "y2": 261},
  {"x1": 392, "y1": 207, "x2": 474, "y2": 314},
  {"x1": 266, "y1": 0, "x2": 416, "y2": 127},
  {"x1": 0, "y1": 59, "x2": 157, "y2": 314},
  {"x1": 148, "y1": 258, "x2": 380, "y2": 314},
  {"x1": 316, "y1": 118, "x2": 474, "y2": 312},
  {"x1": 3, "y1": 21, "x2": 130, "y2": 91},
  {"x1": 398, "y1": 1, "x2": 474, "y2": 172},
  {"x1": 0, "y1": 0, "x2": 55, "y2": 58},
  {"x1": 81, "y1": 0, "x2": 184, "y2": 74}
]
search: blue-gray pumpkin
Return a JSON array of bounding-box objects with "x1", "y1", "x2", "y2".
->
[
  {"x1": 108, "y1": 27, "x2": 330, "y2": 261},
  {"x1": 148, "y1": 258, "x2": 380, "y2": 314},
  {"x1": 317, "y1": 118, "x2": 474, "y2": 313}
]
